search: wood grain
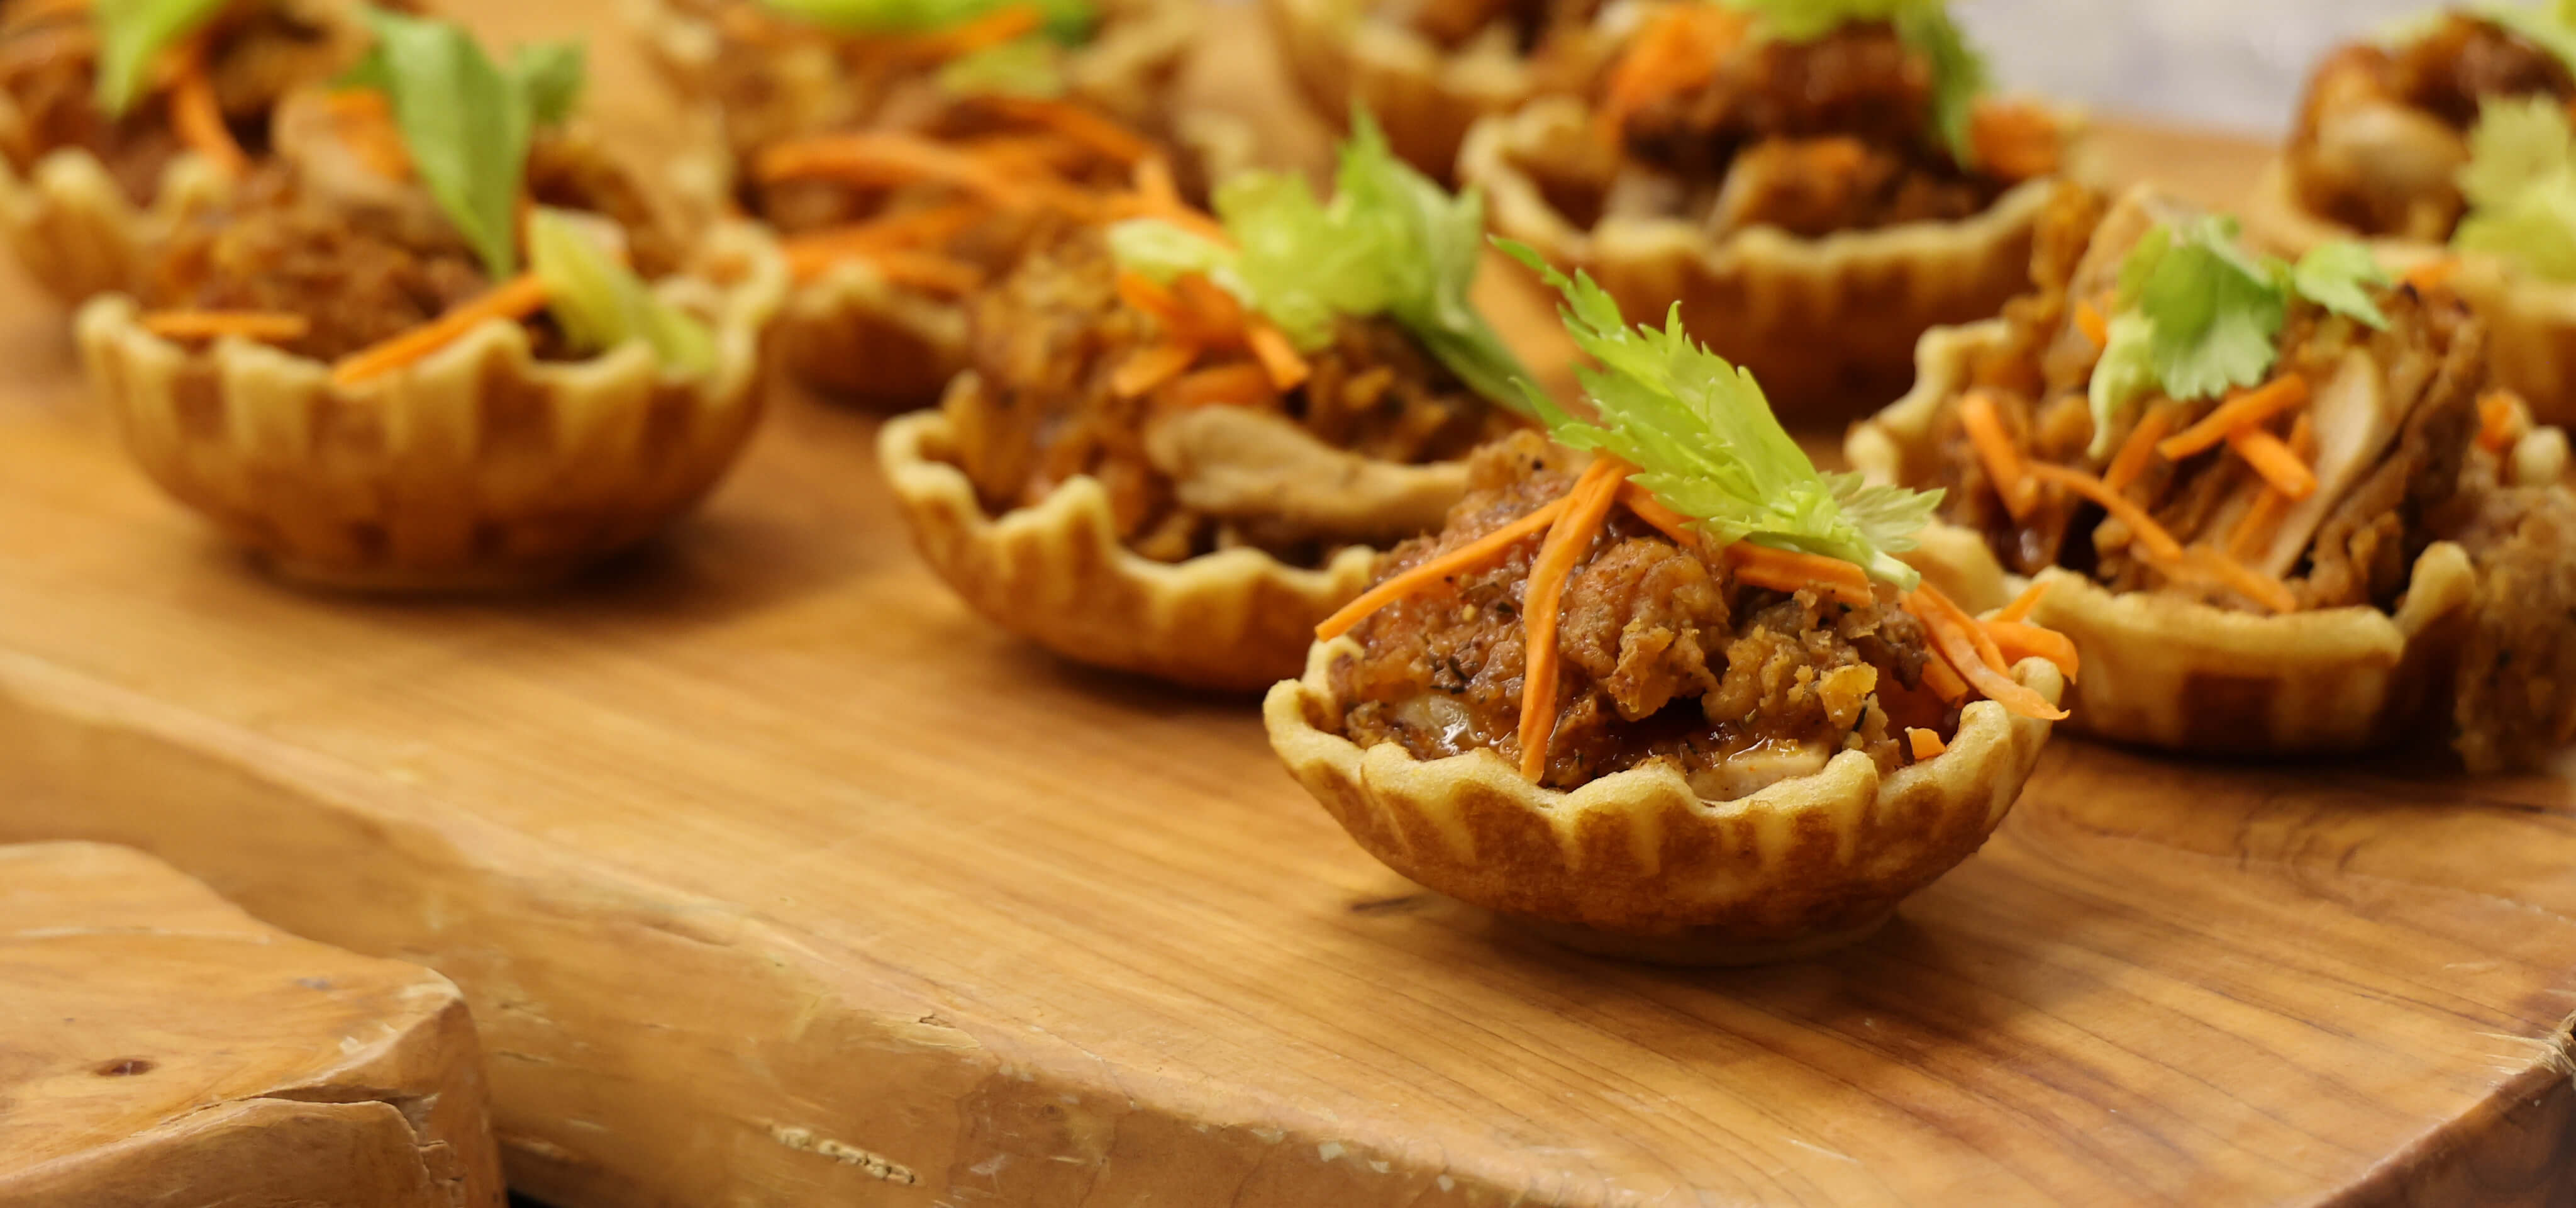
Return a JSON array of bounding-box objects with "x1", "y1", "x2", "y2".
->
[
  {"x1": 0, "y1": 6, "x2": 2570, "y2": 1206},
  {"x1": 0, "y1": 842, "x2": 505, "y2": 1207}
]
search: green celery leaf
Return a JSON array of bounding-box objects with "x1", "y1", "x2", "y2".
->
[
  {"x1": 1894, "y1": 4, "x2": 1986, "y2": 168},
  {"x1": 2129, "y1": 216, "x2": 2287, "y2": 402},
  {"x1": 2289, "y1": 241, "x2": 2392, "y2": 328},
  {"x1": 526, "y1": 207, "x2": 718, "y2": 376},
  {"x1": 1104, "y1": 218, "x2": 1233, "y2": 282},
  {"x1": 2458, "y1": 176, "x2": 2576, "y2": 281},
  {"x1": 93, "y1": 0, "x2": 228, "y2": 116},
  {"x1": 2087, "y1": 312, "x2": 2158, "y2": 459},
  {"x1": 1329, "y1": 111, "x2": 1532, "y2": 410},
  {"x1": 2453, "y1": 94, "x2": 2576, "y2": 282},
  {"x1": 935, "y1": 35, "x2": 1067, "y2": 97},
  {"x1": 351, "y1": 10, "x2": 589, "y2": 279},
  {"x1": 1499, "y1": 240, "x2": 1938, "y2": 586},
  {"x1": 1216, "y1": 169, "x2": 1384, "y2": 347},
  {"x1": 763, "y1": 0, "x2": 1096, "y2": 43}
]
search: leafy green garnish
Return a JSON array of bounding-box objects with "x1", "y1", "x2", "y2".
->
[
  {"x1": 1109, "y1": 111, "x2": 1535, "y2": 410},
  {"x1": 762, "y1": 0, "x2": 1096, "y2": 43},
  {"x1": 94, "y1": 0, "x2": 227, "y2": 116},
  {"x1": 526, "y1": 208, "x2": 718, "y2": 377},
  {"x1": 934, "y1": 36, "x2": 1067, "y2": 97},
  {"x1": 1723, "y1": 0, "x2": 1989, "y2": 167},
  {"x1": 2087, "y1": 216, "x2": 2391, "y2": 454},
  {"x1": 1499, "y1": 240, "x2": 1941, "y2": 587},
  {"x1": 2456, "y1": 94, "x2": 2576, "y2": 282},
  {"x1": 344, "y1": 11, "x2": 586, "y2": 279}
]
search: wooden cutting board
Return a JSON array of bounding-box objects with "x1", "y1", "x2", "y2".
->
[{"x1": 1, "y1": 4, "x2": 2572, "y2": 1205}]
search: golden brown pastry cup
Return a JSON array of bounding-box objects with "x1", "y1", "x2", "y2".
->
[
  {"x1": 1462, "y1": 96, "x2": 2072, "y2": 423},
  {"x1": 878, "y1": 383, "x2": 1379, "y2": 692},
  {"x1": 0, "y1": 148, "x2": 228, "y2": 305},
  {"x1": 77, "y1": 221, "x2": 787, "y2": 592},
  {"x1": 1260, "y1": 0, "x2": 1543, "y2": 181},
  {"x1": 1847, "y1": 320, "x2": 2501, "y2": 756},
  {"x1": 1265, "y1": 637, "x2": 2065, "y2": 965},
  {"x1": 2246, "y1": 158, "x2": 2576, "y2": 431}
]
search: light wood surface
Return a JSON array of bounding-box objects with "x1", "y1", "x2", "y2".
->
[
  {"x1": 0, "y1": 5, "x2": 2572, "y2": 1206},
  {"x1": 0, "y1": 842, "x2": 505, "y2": 1207}
]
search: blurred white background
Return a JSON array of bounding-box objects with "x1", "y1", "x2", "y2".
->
[{"x1": 1955, "y1": 0, "x2": 2434, "y2": 133}]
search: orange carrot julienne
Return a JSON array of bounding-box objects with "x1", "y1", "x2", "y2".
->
[
  {"x1": 1171, "y1": 273, "x2": 1247, "y2": 345},
  {"x1": 2229, "y1": 414, "x2": 2313, "y2": 559},
  {"x1": 1904, "y1": 584, "x2": 2068, "y2": 722},
  {"x1": 2073, "y1": 298, "x2": 2109, "y2": 349},
  {"x1": 779, "y1": 203, "x2": 982, "y2": 262},
  {"x1": 1728, "y1": 543, "x2": 1875, "y2": 608},
  {"x1": 1992, "y1": 579, "x2": 2054, "y2": 625},
  {"x1": 2158, "y1": 374, "x2": 2311, "y2": 460},
  {"x1": 1597, "y1": 4, "x2": 1744, "y2": 140},
  {"x1": 326, "y1": 89, "x2": 412, "y2": 179},
  {"x1": 1245, "y1": 322, "x2": 1309, "y2": 392},
  {"x1": 787, "y1": 243, "x2": 984, "y2": 292},
  {"x1": 2479, "y1": 390, "x2": 2526, "y2": 454},
  {"x1": 1617, "y1": 484, "x2": 1701, "y2": 549},
  {"x1": 977, "y1": 95, "x2": 1155, "y2": 165},
  {"x1": 1519, "y1": 459, "x2": 1629, "y2": 780},
  {"x1": 2028, "y1": 462, "x2": 2185, "y2": 564},
  {"x1": 1314, "y1": 496, "x2": 1573, "y2": 640},
  {"x1": 169, "y1": 33, "x2": 247, "y2": 180},
  {"x1": 2103, "y1": 402, "x2": 2175, "y2": 495},
  {"x1": 2177, "y1": 546, "x2": 2299, "y2": 615},
  {"x1": 1111, "y1": 340, "x2": 1198, "y2": 399},
  {"x1": 1116, "y1": 271, "x2": 1190, "y2": 332},
  {"x1": 331, "y1": 274, "x2": 549, "y2": 388},
  {"x1": 1959, "y1": 390, "x2": 2036, "y2": 521},
  {"x1": 1908, "y1": 728, "x2": 1948, "y2": 760},
  {"x1": 896, "y1": 3, "x2": 1042, "y2": 59},
  {"x1": 1159, "y1": 361, "x2": 1276, "y2": 410},
  {"x1": 1985, "y1": 620, "x2": 2080, "y2": 682},
  {"x1": 1970, "y1": 100, "x2": 2062, "y2": 180},
  {"x1": 142, "y1": 310, "x2": 310, "y2": 343},
  {"x1": 2225, "y1": 425, "x2": 2317, "y2": 500},
  {"x1": 756, "y1": 132, "x2": 1024, "y2": 208},
  {"x1": 1922, "y1": 652, "x2": 1970, "y2": 703},
  {"x1": 2402, "y1": 257, "x2": 2460, "y2": 293}
]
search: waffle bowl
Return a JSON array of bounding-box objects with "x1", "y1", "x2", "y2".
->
[
  {"x1": 77, "y1": 221, "x2": 787, "y2": 592},
  {"x1": 1259, "y1": 0, "x2": 1550, "y2": 180},
  {"x1": 879, "y1": 387, "x2": 1384, "y2": 693},
  {"x1": 2247, "y1": 160, "x2": 2576, "y2": 431},
  {"x1": 1265, "y1": 637, "x2": 2065, "y2": 965},
  {"x1": 1845, "y1": 320, "x2": 2557, "y2": 756},
  {"x1": 1460, "y1": 96, "x2": 2068, "y2": 421},
  {"x1": 0, "y1": 148, "x2": 229, "y2": 305}
]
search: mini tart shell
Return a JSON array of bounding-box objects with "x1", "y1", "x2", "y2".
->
[
  {"x1": 1265, "y1": 638, "x2": 2065, "y2": 965},
  {"x1": 0, "y1": 148, "x2": 226, "y2": 305},
  {"x1": 1848, "y1": 320, "x2": 2494, "y2": 755},
  {"x1": 1260, "y1": 0, "x2": 1542, "y2": 180},
  {"x1": 2246, "y1": 159, "x2": 2576, "y2": 429},
  {"x1": 1461, "y1": 96, "x2": 2072, "y2": 421},
  {"x1": 879, "y1": 383, "x2": 1379, "y2": 692},
  {"x1": 77, "y1": 221, "x2": 789, "y2": 592}
]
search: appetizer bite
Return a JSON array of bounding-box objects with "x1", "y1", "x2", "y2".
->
[
  {"x1": 1269, "y1": 248, "x2": 2067, "y2": 964},
  {"x1": 0, "y1": 0, "x2": 374, "y2": 301},
  {"x1": 2252, "y1": 2, "x2": 2576, "y2": 426},
  {"x1": 1850, "y1": 187, "x2": 2576, "y2": 770},
  {"x1": 879, "y1": 120, "x2": 1533, "y2": 690},
  {"x1": 635, "y1": 0, "x2": 1215, "y2": 405},
  {"x1": 1458, "y1": 0, "x2": 2080, "y2": 418},
  {"x1": 82, "y1": 11, "x2": 786, "y2": 591}
]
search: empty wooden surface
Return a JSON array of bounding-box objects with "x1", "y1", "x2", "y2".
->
[
  {"x1": 0, "y1": 842, "x2": 504, "y2": 1207},
  {"x1": 0, "y1": 5, "x2": 2572, "y2": 1205}
]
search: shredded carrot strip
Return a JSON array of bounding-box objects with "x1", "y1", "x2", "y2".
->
[
  {"x1": 1617, "y1": 484, "x2": 1701, "y2": 549},
  {"x1": 976, "y1": 95, "x2": 1155, "y2": 165},
  {"x1": 1519, "y1": 460, "x2": 1629, "y2": 781},
  {"x1": 2103, "y1": 402, "x2": 2175, "y2": 495},
  {"x1": 2073, "y1": 298, "x2": 2109, "y2": 349},
  {"x1": 1116, "y1": 271, "x2": 1191, "y2": 332},
  {"x1": 1245, "y1": 322, "x2": 1310, "y2": 392},
  {"x1": 1969, "y1": 100, "x2": 2062, "y2": 180},
  {"x1": 1316, "y1": 497, "x2": 1574, "y2": 640},
  {"x1": 1159, "y1": 362, "x2": 1277, "y2": 410},
  {"x1": 1908, "y1": 729, "x2": 1948, "y2": 760},
  {"x1": 2177, "y1": 546, "x2": 2299, "y2": 615},
  {"x1": 1596, "y1": 4, "x2": 1745, "y2": 140},
  {"x1": 1111, "y1": 340, "x2": 1198, "y2": 399},
  {"x1": 331, "y1": 274, "x2": 549, "y2": 387},
  {"x1": 779, "y1": 204, "x2": 982, "y2": 261},
  {"x1": 1728, "y1": 543, "x2": 1875, "y2": 608},
  {"x1": 2402, "y1": 257, "x2": 2460, "y2": 293},
  {"x1": 1171, "y1": 273, "x2": 1248, "y2": 346},
  {"x1": 169, "y1": 33, "x2": 247, "y2": 180},
  {"x1": 756, "y1": 133, "x2": 1026, "y2": 208},
  {"x1": 1985, "y1": 620, "x2": 2080, "y2": 681},
  {"x1": 894, "y1": 3, "x2": 1042, "y2": 59},
  {"x1": 2224, "y1": 425, "x2": 2317, "y2": 500},
  {"x1": 2028, "y1": 462, "x2": 2185, "y2": 563},
  {"x1": 1959, "y1": 390, "x2": 2036, "y2": 521},
  {"x1": 2157, "y1": 374, "x2": 2312, "y2": 461},
  {"x1": 142, "y1": 310, "x2": 310, "y2": 343},
  {"x1": 2479, "y1": 389, "x2": 2527, "y2": 454},
  {"x1": 325, "y1": 90, "x2": 411, "y2": 179},
  {"x1": 1993, "y1": 579, "x2": 2054, "y2": 624},
  {"x1": 2228, "y1": 414, "x2": 2315, "y2": 559},
  {"x1": 1904, "y1": 584, "x2": 2068, "y2": 721},
  {"x1": 1922, "y1": 652, "x2": 1970, "y2": 703},
  {"x1": 1132, "y1": 154, "x2": 1182, "y2": 210}
]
